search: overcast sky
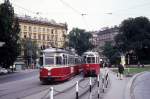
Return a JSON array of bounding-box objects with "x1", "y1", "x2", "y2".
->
[{"x1": 1, "y1": 0, "x2": 150, "y2": 31}]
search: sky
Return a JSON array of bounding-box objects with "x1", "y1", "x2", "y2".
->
[{"x1": 1, "y1": 0, "x2": 150, "y2": 31}]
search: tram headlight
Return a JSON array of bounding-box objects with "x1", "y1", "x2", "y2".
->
[{"x1": 48, "y1": 70, "x2": 51, "y2": 75}]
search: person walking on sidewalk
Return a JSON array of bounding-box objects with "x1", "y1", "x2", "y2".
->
[{"x1": 118, "y1": 63, "x2": 124, "y2": 80}]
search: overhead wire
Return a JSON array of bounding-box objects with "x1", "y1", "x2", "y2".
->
[
  {"x1": 107, "y1": 1, "x2": 150, "y2": 15},
  {"x1": 58, "y1": 0, "x2": 90, "y2": 30}
]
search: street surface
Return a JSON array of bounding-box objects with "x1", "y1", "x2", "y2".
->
[
  {"x1": 131, "y1": 72, "x2": 150, "y2": 99},
  {"x1": 102, "y1": 70, "x2": 130, "y2": 99},
  {"x1": 0, "y1": 69, "x2": 38, "y2": 84},
  {"x1": 0, "y1": 69, "x2": 104, "y2": 99}
]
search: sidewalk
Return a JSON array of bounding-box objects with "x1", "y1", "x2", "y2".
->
[{"x1": 102, "y1": 69, "x2": 131, "y2": 99}]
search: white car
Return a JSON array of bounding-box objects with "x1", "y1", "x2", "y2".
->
[{"x1": 0, "y1": 67, "x2": 8, "y2": 74}]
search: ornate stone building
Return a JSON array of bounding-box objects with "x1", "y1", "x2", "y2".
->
[
  {"x1": 90, "y1": 26, "x2": 119, "y2": 61},
  {"x1": 18, "y1": 16, "x2": 67, "y2": 48},
  {"x1": 18, "y1": 16, "x2": 68, "y2": 67}
]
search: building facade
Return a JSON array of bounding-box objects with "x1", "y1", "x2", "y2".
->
[
  {"x1": 18, "y1": 16, "x2": 67, "y2": 48},
  {"x1": 90, "y1": 26, "x2": 119, "y2": 61},
  {"x1": 97, "y1": 26, "x2": 119, "y2": 48},
  {"x1": 18, "y1": 16, "x2": 67, "y2": 67}
]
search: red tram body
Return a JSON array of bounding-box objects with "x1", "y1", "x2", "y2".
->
[
  {"x1": 39, "y1": 48, "x2": 82, "y2": 83},
  {"x1": 82, "y1": 51, "x2": 101, "y2": 77}
]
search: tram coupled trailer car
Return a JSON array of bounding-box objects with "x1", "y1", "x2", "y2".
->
[
  {"x1": 82, "y1": 51, "x2": 100, "y2": 77},
  {"x1": 39, "y1": 48, "x2": 79, "y2": 83}
]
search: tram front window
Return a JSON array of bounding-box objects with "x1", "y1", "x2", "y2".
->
[
  {"x1": 56, "y1": 56, "x2": 62, "y2": 65},
  {"x1": 87, "y1": 57, "x2": 95, "y2": 63},
  {"x1": 91, "y1": 57, "x2": 95, "y2": 63},
  {"x1": 45, "y1": 57, "x2": 54, "y2": 65},
  {"x1": 87, "y1": 57, "x2": 91, "y2": 63}
]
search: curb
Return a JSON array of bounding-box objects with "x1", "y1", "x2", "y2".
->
[{"x1": 124, "y1": 72, "x2": 147, "y2": 99}]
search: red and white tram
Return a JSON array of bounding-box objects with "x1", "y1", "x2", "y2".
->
[
  {"x1": 39, "y1": 48, "x2": 81, "y2": 82},
  {"x1": 82, "y1": 51, "x2": 101, "y2": 77}
]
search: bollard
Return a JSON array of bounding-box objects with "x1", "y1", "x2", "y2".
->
[
  {"x1": 97, "y1": 74, "x2": 100, "y2": 87},
  {"x1": 105, "y1": 79, "x2": 108, "y2": 88},
  {"x1": 102, "y1": 77, "x2": 104, "y2": 84},
  {"x1": 50, "y1": 87, "x2": 53, "y2": 99},
  {"x1": 98, "y1": 89, "x2": 100, "y2": 99},
  {"x1": 102, "y1": 84, "x2": 104, "y2": 93},
  {"x1": 97, "y1": 74, "x2": 100, "y2": 98},
  {"x1": 76, "y1": 81, "x2": 79, "y2": 99},
  {"x1": 89, "y1": 77, "x2": 92, "y2": 92},
  {"x1": 105, "y1": 74, "x2": 109, "y2": 88}
]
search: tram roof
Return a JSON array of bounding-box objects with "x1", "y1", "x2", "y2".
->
[
  {"x1": 82, "y1": 51, "x2": 99, "y2": 56},
  {"x1": 42, "y1": 48, "x2": 68, "y2": 53},
  {"x1": 43, "y1": 48, "x2": 74, "y2": 54}
]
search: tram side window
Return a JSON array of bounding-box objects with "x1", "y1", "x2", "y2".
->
[
  {"x1": 87, "y1": 57, "x2": 91, "y2": 63},
  {"x1": 92, "y1": 57, "x2": 95, "y2": 63},
  {"x1": 56, "y1": 56, "x2": 62, "y2": 65},
  {"x1": 75, "y1": 58, "x2": 78, "y2": 64},
  {"x1": 83, "y1": 56, "x2": 86, "y2": 63},
  {"x1": 63, "y1": 55, "x2": 67, "y2": 65},
  {"x1": 45, "y1": 57, "x2": 54, "y2": 65}
]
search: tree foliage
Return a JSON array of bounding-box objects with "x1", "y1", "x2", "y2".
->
[
  {"x1": 115, "y1": 16, "x2": 150, "y2": 62},
  {"x1": 21, "y1": 38, "x2": 39, "y2": 66},
  {"x1": 0, "y1": 0, "x2": 20, "y2": 68},
  {"x1": 68, "y1": 28, "x2": 93, "y2": 55},
  {"x1": 102, "y1": 41, "x2": 120, "y2": 64}
]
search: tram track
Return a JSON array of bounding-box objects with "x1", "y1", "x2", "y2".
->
[
  {"x1": 0, "y1": 72, "x2": 98, "y2": 99},
  {"x1": 53, "y1": 77, "x2": 97, "y2": 99},
  {"x1": 22, "y1": 76, "x2": 96, "y2": 99}
]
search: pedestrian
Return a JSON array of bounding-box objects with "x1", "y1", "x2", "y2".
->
[
  {"x1": 118, "y1": 63, "x2": 124, "y2": 80},
  {"x1": 137, "y1": 61, "x2": 141, "y2": 68},
  {"x1": 142, "y1": 64, "x2": 144, "y2": 68}
]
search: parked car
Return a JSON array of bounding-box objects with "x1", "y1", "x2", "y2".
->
[{"x1": 0, "y1": 67, "x2": 8, "y2": 74}]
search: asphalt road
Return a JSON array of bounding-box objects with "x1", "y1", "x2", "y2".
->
[
  {"x1": 0, "y1": 69, "x2": 39, "y2": 84},
  {"x1": 132, "y1": 72, "x2": 150, "y2": 99},
  {"x1": 0, "y1": 70, "x2": 104, "y2": 99}
]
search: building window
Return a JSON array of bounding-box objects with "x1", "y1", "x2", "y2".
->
[
  {"x1": 51, "y1": 29, "x2": 54, "y2": 34},
  {"x1": 24, "y1": 32, "x2": 27, "y2": 38},
  {"x1": 43, "y1": 28, "x2": 45, "y2": 33},
  {"x1": 47, "y1": 28, "x2": 49, "y2": 33},
  {"x1": 38, "y1": 27, "x2": 41, "y2": 33},
  {"x1": 34, "y1": 34, "x2": 36, "y2": 39},
  {"x1": 38, "y1": 34, "x2": 41, "y2": 40},
  {"x1": 24, "y1": 26, "x2": 27, "y2": 31},
  {"x1": 43, "y1": 34, "x2": 45, "y2": 40},
  {"x1": 29, "y1": 26, "x2": 32, "y2": 32},
  {"x1": 47, "y1": 35, "x2": 49, "y2": 40},
  {"x1": 55, "y1": 30, "x2": 58, "y2": 34},
  {"x1": 33, "y1": 27, "x2": 37, "y2": 33}
]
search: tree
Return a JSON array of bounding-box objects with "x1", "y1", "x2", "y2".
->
[
  {"x1": 21, "y1": 38, "x2": 39, "y2": 67},
  {"x1": 102, "y1": 41, "x2": 120, "y2": 64},
  {"x1": 0, "y1": 0, "x2": 20, "y2": 68},
  {"x1": 68, "y1": 28, "x2": 93, "y2": 55},
  {"x1": 115, "y1": 16, "x2": 150, "y2": 63}
]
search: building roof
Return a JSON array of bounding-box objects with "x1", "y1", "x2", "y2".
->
[
  {"x1": 18, "y1": 16, "x2": 67, "y2": 30},
  {"x1": 98, "y1": 26, "x2": 119, "y2": 35}
]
